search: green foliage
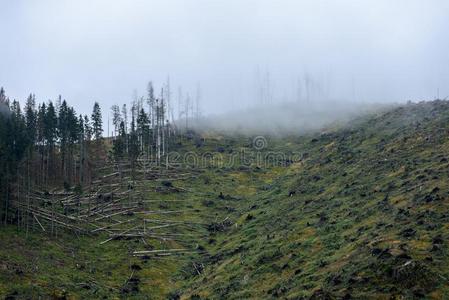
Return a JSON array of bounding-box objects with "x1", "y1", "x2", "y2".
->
[
  {"x1": 91, "y1": 101, "x2": 103, "y2": 140},
  {"x1": 44, "y1": 101, "x2": 57, "y2": 146},
  {"x1": 24, "y1": 93, "x2": 36, "y2": 145},
  {"x1": 137, "y1": 108, "x2": 150, "y2": 149},
  {"x1": 112, "y1": 121, "x2": 126, "y2": 161},
  {"x1": 0, "y1": 89, "x2": 87, "y2": 223},
  {"x1": 0, "y1": 94, "x2": 29, "y2": 223}
]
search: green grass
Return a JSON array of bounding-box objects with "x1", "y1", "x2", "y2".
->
[
  {"x1": 0, "y1": 225, "x2": 183, "y2": 299},
  {"x1": 2, "y1": 100, "x2": 449, "y2": 299},
  {"x1": 180, "y1": 101, "x2": 449, "y2": 299}
]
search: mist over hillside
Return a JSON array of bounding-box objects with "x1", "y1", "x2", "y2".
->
[{"x1": 186, "y1": 100, "x2": 393, "y2": 135}]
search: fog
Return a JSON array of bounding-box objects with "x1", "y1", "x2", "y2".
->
[
  {"x1": 189, "y1": 101, "x2": 394, "y2": 136},
  {"x1": 1, "y1": 0, "x2": 448, "y2": 121}
]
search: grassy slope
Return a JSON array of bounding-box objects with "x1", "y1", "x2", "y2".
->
[
  {"x1": 2, "y1": 100, "x2": 449, "y2": 299},
  {"x1": 181, "y1": 100, "x2": 449, "y2": 299}
]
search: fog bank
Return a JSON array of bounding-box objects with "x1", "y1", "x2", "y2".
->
[{"x1": 184, "y1": 100, "x2": 392, "y2": 135}]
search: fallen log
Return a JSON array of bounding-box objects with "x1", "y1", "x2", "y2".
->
[
  {"x1": 133, "y1": 248, "x2": 187, "y2": 254},
  {"x1": 94, "y1": 207, "x2": 138, "y2": 222},
  {"x1": 33, "y1": 214, "x2": 46, "y2": 232}
]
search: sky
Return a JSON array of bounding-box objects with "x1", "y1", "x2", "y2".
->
[{"x1": 1, "y1": 0, "x2": 449, "y2": 117}]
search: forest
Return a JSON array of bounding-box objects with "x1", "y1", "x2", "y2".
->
[{"x1": 0, "y1": 82, "x2": 183, "y2": 229}]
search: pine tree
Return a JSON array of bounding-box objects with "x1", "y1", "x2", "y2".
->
[
  {"x1": 82, "y1": 114, "x2": 92, "y2": 183},
  {"x1": 67, "y1": 106, "x2": 78, "y2": 184},
  {"x1": 44, "y1": 101, "x2": 57, "y2": 185},
  {"x1": 24, "y1": 94, "x2": 36, "y2": 227},
  {"x1": 121, "y1": 104, "x2": 129, "y2": 153},
  {"x1": 128, "y1": 113, "x2": 140, "y2": 178},
  {"x1": 91, "y1": 102, "x2": 103, "y2": 176},
  {"x1": 137, "y1": 108, "x2": 150, "y2": 153},
  {"x1": 91, "y1": 102, "x2": 103, "y2": 140},
  {"x1": 25, "y1": 94, "x2": 37, "y2": 147},
  {"x1": 58, "y1": 100, "x2": 69, "y2": 182},
  {"x1": 9, "y1": 100, "x2": 28, "y2": 163},
  {"x1": 112, "y1": 121, "x2": 126, "y2": 162},
  {"x1": 111, "y1": 105, "x2": 121, "y2": 138},
  {"x1": 67, "y1": 107, "x2": 78, "y2": 145},
  {"x1": 83, "y1": 115, "x2": 92, "y2": 141},
  {"x1": 1, "y1": 98, "x2": 28, "y2": 224},
  {"x1": 78, "y1": 114, "x2": 85, "y2": 185},
  {"x1": 36, "y1": 103, "x2": 46, "y2": 186},
  {"x1": 44, "y1": 101, "x2": 57, "y2": 147}
]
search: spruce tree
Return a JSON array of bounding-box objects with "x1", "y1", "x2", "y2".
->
[
  {"x1": 67, "y1": 106, "x2": 78, "y2": 184},
  {"x1": 78, "y1": 114, "x2": 85, "y2": 185},
  {"x1": 128, "y1": 114, "x2": 139, "y2": 177},
  {"x1": 44, "y1": 101, "x2": 57, "y2": 185},
  {"x1": 44, "y1": 101, "x2": 57, "y2": 148},
  {"x1": 111, "y1": 105, "x2": 121, "y2": 137},
  {"x1": 58, "y1": 100, "x2": 69, "y2": 182},
  {"x1": 137, "y1": 108, "x2": 150, "y2": 152},
  {"x1": 91, "y1": 102, "x2": 103, "y2": 140},
  {"x1": 112, "y1": 121, "x2": 126, "y2": 162},
  {"x1": 25, "y1": 94, "x2": 37, "y2": 147},
  {"x1": 83, "y1": 115, "x2": 92, "y2": 141}
]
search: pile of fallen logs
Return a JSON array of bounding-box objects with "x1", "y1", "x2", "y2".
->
[{"x1": 14, "y1": 161, "x2": 227, "y2": 262}]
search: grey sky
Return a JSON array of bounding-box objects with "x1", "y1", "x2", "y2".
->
[{"x1": 1, "y1": 0, "x2": 448, "y2": 116}]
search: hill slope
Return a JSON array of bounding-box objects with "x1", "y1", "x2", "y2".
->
[
  {"x1": 1, "y1": 100, "x2": 449, "y2": 299},
  {"x1": 181, "y1": 100, "x2": 449, "y2": 299}
]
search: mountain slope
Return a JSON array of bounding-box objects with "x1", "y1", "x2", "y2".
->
[
  {"x1": 181, "y1": 100, "x2": 449, "y2": 299},
  {"x1": 2, "y1": 100, "x2": 449, "y2": 299}
]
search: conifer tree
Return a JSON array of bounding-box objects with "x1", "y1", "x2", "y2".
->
[
  {"x1": 112, "y1": 121, "x2": 126, "y2": 162},
  {"x1": 67, "y1": 106, "x2": 78, "y2": 184},
  {"x1": 111, "y1": 105, "x2": 121, "y2": 138},
  {"x1": 128, "y1": 113, "x2": 140, "y2": 177},
  {"x1": 44, "y1": 101, "x2": 57, "y2": 185},
  {"x1": 83, "y1": 115, "x2": 92, "y2": 141},
  {"x1": 91, "y1": 102, "x2": 103, "y2": 140},
  {"x1": 78, "y1": 114, "x2": 85, "y2": 185},
  {"x1": 137, "y1": 108, "x2": 150, "y2": 153},
  {"x1": 58, "y1": 100, "x2": 69, "y2": 182},
  {"x1": 25, "y1": 94, "x2": 36, "y2": 147}
]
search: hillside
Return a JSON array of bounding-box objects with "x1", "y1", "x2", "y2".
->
[
  {"x1": 181, "y1": 100, "x2": 449, "y2": 299},
  {"x1": 2, "y1": 100, "x2": 449, "y2": 299}
]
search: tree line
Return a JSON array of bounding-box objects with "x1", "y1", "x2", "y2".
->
[
  {"x1": 0, "y1": 87, "x2": 104, "y2": 224},
  {"x1": 110, "y1": 81, "x2": 177, "y2": 168},
  {"x1": 0, "y1": 78, "x2": 201, "y2": 225}
]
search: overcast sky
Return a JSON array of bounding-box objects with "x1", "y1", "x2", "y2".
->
[{"x1": 1, "y1": 0, "x2": 449, "y2": 116}]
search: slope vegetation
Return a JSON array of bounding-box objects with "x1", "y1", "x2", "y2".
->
[
  {"x1": 182, "y1": 100, "x2": 449, "y2": 299},
  {"x1": 1, "y1": 100, "x2": 449, "y2": 299}
]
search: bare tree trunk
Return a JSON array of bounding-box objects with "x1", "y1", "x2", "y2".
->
[
  {"x1": 80, "y1": 136, "x2": 84, "y2": 186},
  {"x1": 51, "y1": 194, "x2": 55, "y2": 237},
  {"x1": 4, "y1": 176, "x2": 9, "y2": 225},
  {"x1": 17, "y1": 171, "x2": 20, "y2": 231},
  {"x1": 27, "y1": 156, "x2": 31, "y2": 237}
]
